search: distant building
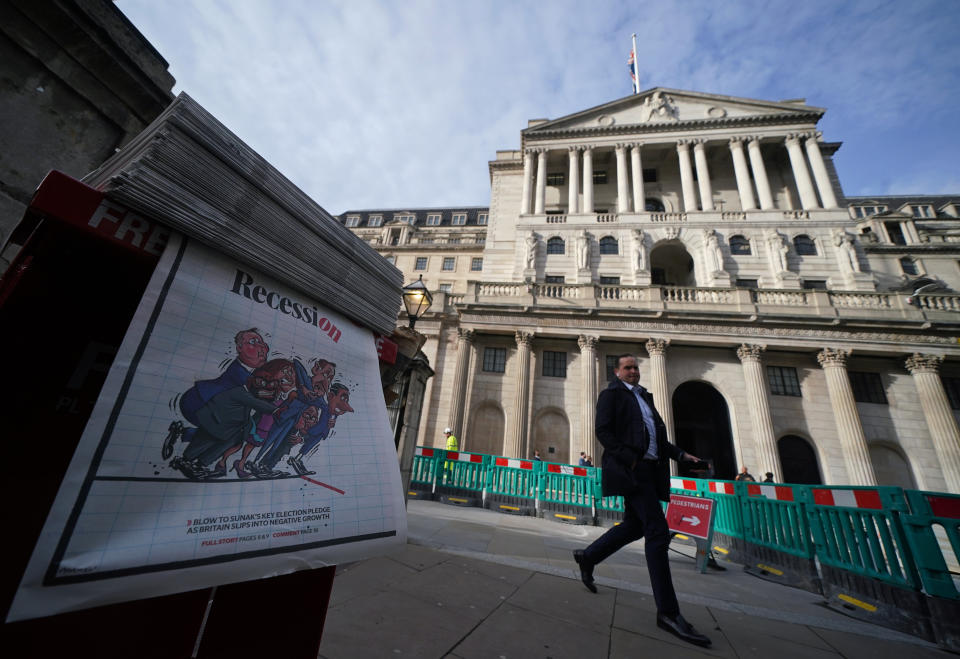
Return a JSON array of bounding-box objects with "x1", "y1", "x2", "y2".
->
[
  {"x1": 340, "y1": 88, "x2": 960, "y2": 494},
  {"x1": 0, "y1": 0, "x2": 175, "y2": 265}
]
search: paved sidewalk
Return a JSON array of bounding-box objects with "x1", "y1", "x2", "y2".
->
[{"x1": 318, "y1": 500, "x2": 950, "y2": 658}]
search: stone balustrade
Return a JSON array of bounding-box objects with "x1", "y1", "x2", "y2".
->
[
  {"x1": 520, "y1": 208, "x2": 841, "y2": 226},
  {"x1": 458, "y1": 282, "x2": 957, "y2": 322}
]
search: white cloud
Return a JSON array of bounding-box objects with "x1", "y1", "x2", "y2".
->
[{"x1": 118, "y1": 0, "x2": 960, "y2": 213}]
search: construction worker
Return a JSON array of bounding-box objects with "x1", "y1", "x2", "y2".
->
[{"x1": 443, "y1": 427, "x2": 458, "y2": 480}]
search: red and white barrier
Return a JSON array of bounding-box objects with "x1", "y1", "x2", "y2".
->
[{"x1": 811, "y1": 487, "x2": 882, "y2": 510}]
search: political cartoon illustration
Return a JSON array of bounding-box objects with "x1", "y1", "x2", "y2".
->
[{"x1": 163, "y1": 328, "x2": 356, "y2": 482}]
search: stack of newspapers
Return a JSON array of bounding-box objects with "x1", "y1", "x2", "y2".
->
[{"x1": 83, "y1": 92, "x2": 402, "y2": 335}]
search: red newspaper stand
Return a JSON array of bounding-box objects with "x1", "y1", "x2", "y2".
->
[{"x1": 0, "y1": 172, "x2": 334, "y2": 658}]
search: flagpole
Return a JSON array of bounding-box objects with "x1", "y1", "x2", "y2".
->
[{"x1": 631, "y1": 33, "x2": 639, "y2": 94}]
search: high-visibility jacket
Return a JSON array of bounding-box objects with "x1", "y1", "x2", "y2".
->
[{"x1": 446, "y1": 434, "x2": 459, "y2": 451}]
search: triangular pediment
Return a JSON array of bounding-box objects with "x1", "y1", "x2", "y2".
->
[{"x1": 524, "y1": 88, "x2": 824, "y2": 135}]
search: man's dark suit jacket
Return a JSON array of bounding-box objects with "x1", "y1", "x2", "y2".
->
[{"x1": 596, "y1": 378, "x2": 683, "y2": 501}]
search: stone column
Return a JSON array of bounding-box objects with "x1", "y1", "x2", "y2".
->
[
  {"x1": 692, "y1": 139, "x2": 714, "y2": 211},
  {"x1": 645, "y1": 338, "x2": 676, "y2": 474},
  {"x1": 615, "y1": 144, "x2": 630, "y2": 214},
  {"x1": 567, "y1": 146, "x2": 580, "y2": 214},
  {"x1": 747, "y1": 137, "x2": 774, "y2": 210},
  {"x1": 817, "y1": 348, "x2": 876, "y2": 485},
  {"x1": 728, "y1": 137, "x2": 757, "y2": 210},
  {"x1": 804, "y1": 132, "x2": 839, "y2": 209},
  {"x1": 521, "y1": 149, "x2": 534, "y2": 215},
  {"x1": 447, "y1": 328, "x2": 475, "y2": 439},
  {"x1": 534, "y1": 148, "x2": 548, "y2": 215},
  {"x1": 630, "y1": 143, "x2": 644, "y2": 213},
  {"x1": 676, "y1": 140, "x2": 698, "y2": 212},
  {"x1": 508, "y1": 331, "x2": 534, "y2": 458},
  {"x1": 737, "y1": 344, "x2": 781, "y2": 481},
  {"x1": 785, "y1": 134, "x2": 819, "y2": 210},
  {"x1": 582, "y1": 147, "x2": 594, "y2": 213},
  {"x1": 578, "y1": 335, "x2": 600, "y2": 459},
  {"x1": 905, "y1": 354, "x2": 960, "y2": 493}
]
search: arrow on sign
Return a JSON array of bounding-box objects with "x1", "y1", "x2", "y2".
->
[{"x1": 680, "y1": 516, "x2": 701, "y2": 526}]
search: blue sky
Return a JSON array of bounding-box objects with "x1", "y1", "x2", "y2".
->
[{"x1": 117, "y1": 0, "x2": 960, "y2": 214}]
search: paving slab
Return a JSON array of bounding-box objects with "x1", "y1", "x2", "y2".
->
[
  {"x1": 452, "y1": 602, "x2": 609, "y2": 659},
  {"x1": 507, "y1": 572, "x2": 615, "y2": 635}
]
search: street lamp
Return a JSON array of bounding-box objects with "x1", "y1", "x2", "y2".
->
[{"x1": 401, "y1": 274, "x2": 433, "y2": 328}]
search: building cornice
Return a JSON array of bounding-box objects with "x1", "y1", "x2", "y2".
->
[
  {"x1": 454, "y1": 307, "x2": 958, "y2": 354},
  {"x1": 522, "y1": 111, "x2": 823, "y2": 142}
]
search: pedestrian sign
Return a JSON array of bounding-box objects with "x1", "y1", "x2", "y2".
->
[{"x1": 666, "y1": 493, "x2": 716, "y2": 573}]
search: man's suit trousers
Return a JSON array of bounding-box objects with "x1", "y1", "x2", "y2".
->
[{"x1": 581, "y1": 461, "x2": 679, "y2": 616}]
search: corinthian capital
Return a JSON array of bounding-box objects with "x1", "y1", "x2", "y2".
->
[
  {"x1": 457, "y1": 328, "x2": 475, "y2": 344},
  {"x1": 905, "y1": 353, "x2": 944, "y2": 374},
  {"x1": 515, "y1": 330, "x2": 534, "y2": 348},
  {"x1": 817, "y1": 347, "x2": 850, "y2": 368},
  {"x1": 737, "y1": 343, "x2": 765, "y2": 362},
  {"x1": 577, "y1": 335, "x2": 599, "y2": 351},
  {"x1": 645, "y1": 338, "x2": 670, "y2": 356}
]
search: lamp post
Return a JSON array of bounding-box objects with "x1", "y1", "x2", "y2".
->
[{"x1": 401, "y1": 274, "x2": 433, "y2": 328}]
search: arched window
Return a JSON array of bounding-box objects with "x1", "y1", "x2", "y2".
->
[
  {"x1": 645, "y1": 198, "x2": 665, "y2": 212},
  {"x1": 793, "y1": 234, "x2": 817, "y2": 256},
  {"x1": 599, "y1": 236, "x2": 619, "y2": 255},
  {"x1": 900, "y1": 257, "x2": 919, "y2": 275},
  {"x1": 546, "y1": 237, "x2": 565, "y2": 255},
  {"x1": 729, "y1": 235, "x2": 751, "y2": 255}
]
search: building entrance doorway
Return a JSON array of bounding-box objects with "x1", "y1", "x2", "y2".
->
[
  {"x1": 649, "y1": 242, "x2": 695, "y2": 286},
  {"x1": 672, "y1": 381, "x2": 735, "y2": 479},
  {"x1": 778, "y1": 435, "x2": 822, "y2": 484}
]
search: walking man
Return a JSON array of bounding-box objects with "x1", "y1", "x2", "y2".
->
[{"x1": 573, "y1": 354, "x2": 711, "y2": 647}]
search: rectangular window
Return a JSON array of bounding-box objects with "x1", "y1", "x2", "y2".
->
[
  {"x1": 544, "y1": 275, "x2": 565, "y2": 284},
  {"x1": 803, "y1": 280, "x2": 827, "y2": 290},
  {"x1": 767, "y1": 366, "x2": 801, "y2": 397},
  {"x1": 414, "y1": 257, "x2": 427, "y2": 270},
  {"x1": 643, "y1": 168, "x2": 657, "y2": 183},
  {"x1": 345, "y1": 215, "x2": 360, "y2": 227},
  {"x1": 911, "y1": 205, "x2": 933, "y2": 218},
  {"x1": 438, "y1": 283, "x2": 452, "y2": 293},
  {"x1": 942, "y1": 377, "x2": 960, "y2": 410},
  {"x1": 394, "y1": 213, "x2": 415, "y2": 224},
  {"x1": 384, "y1": 255, "x2": 396, "y2": 265},
  {"x1": 542, "y1": 350, "x2": 567, "y2": 378},
  {"x1": 599, "y1": 276, "x2": 620, "y2": 285},
  {"x1": 849, "y1": 371, "x2": 888, "y2": 404},
  {"x1": 477, "y1": 213, "x2": 488, "y2": 225},
  {"x1": 426, "y1": 213, "x2": 441, "y2": 226},
  {"x1": 546, "y1": 173, "x2": 565, "y2": 186},
  {"x1": 736, "y1": 278, "x2": 759, "y2": 289},
  {"x1": 452, "y1": 213, "x2": 467, "y2": 225},
  {"x1": 885, "y1": 221, "x2": 907, "y2": 245},
  {"x1": 483, "y1": 347, "x2": 506, "y2": 373},
  {"x1": 593, "y1": 170, "x2": 608, "y2": 184},
  {"x1": 471, "y1": 257, "x2": 483, "y2": 271},
  {"x1": 368, "y1": 215, "x2": 383, "y2": 227},
  {"x1": 442, "y1": 257, "x2": 455, "y2": 271},
  {"x1": 605, "y1": 355, "x2": 619, "y2": 382}
]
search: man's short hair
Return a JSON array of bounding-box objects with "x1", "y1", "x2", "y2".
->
[
  {"x1": 234, "y1": 328, "x2": 261, "y2": 345},
  {"x1": 329, "y1": 383, "x2": 349, "y2": 398},
  {"x1": 614, "y1": 353, "x2": 636, "y2": 369}
]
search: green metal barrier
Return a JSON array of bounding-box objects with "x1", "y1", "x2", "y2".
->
[
  {"x1": 485, "y1": 456, "x2": 541, "y2": 515},
  {"x1": 902, "y1": 490, "x2": 960, "y2": 653},
  {"x1": 435, "y1": 450, "x2": 489, "y2": 507},
  {"x1": 802, "y1": 485, "x2": 931, "y2": 640},
  {"x1": 539, "y1": 464, "x2": 596, "y2": 524},
  {"x1": 699, "y1": 479, "x2": 747, "y2": 563},
  {"x1": 409, "y1": 446, "x2": 442, "y2": 499},
  {"x1": 740, "y1": 482, "x2": 819, "y2": 593}
]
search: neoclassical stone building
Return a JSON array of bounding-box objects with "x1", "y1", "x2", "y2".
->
[{"x1": 339, "y1": 88, "x2": 960, "y2": 494}]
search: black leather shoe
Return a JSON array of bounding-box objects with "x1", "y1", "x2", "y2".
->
[
  {"x1": 656, "y1": 612, "x2": 711, "y2": 647},
  {"x1": 573, "y1": 549, "x2": 597, "y2": 593}
]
